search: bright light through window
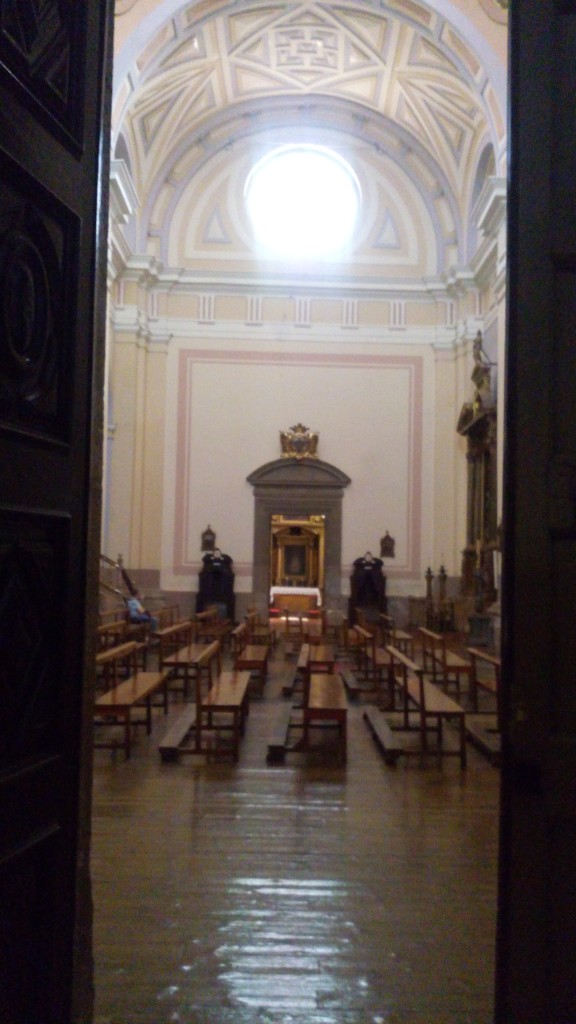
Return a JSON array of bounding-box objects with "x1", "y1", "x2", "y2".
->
[{"x1": 245, "y1": 145, "x2": 360, "y2": 259}]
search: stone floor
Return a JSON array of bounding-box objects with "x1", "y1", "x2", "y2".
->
[{"x1": 91, "y1": 638, "x2": 500, "y2": 1024}]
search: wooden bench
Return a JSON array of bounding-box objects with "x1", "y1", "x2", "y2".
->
[
  {"x1": 353, "y1": 626, "x2": 394, "y2": 704},
  {"x1": 302, "y1": 673, "x2": 348, "y2": 763},
  {"x1": 380, "y1": 613, "x2": 414, "y2": 659},
  {"x1": 156, "y1": 619, "x2": 196, "y2": 695},
  {"x1": 352, "y1": 624, "x2": 374, "y2": 678},
  {"x1": 342, "y1": 618, "x2": 361, "y2": 658},
  {"x1": 323, "y1": 610, "x2": 344, "y2": 647},
  {"x1": 195, "y1": 606, "x2": 232, "y2": 647},
  {"x1": 245, "y1": 607, "x2": 276, "y2": 648},
  {"x1": 231, "y1": 622, "x2": 268, "y2": 695},
  {"x1": 161, "y1": 639, "x2": 221, "y2": 701},
  {"x1": 417, "y1": 627, "x2": 472, "y2": 698},
  {"x1": 363, "y1": 707, "x2": 404, "y2": 765},
  {"x1": 266, "y1": 701, "x2": 296, "y2": 764},
  {"x1": 158, "y1": 641, "x2": 222, "y2": 760},
  {"x1": 466, "y1": 646, "x2": 501, "y2": 721},
  {"x1": 94, "y1": 645, "x2": 170, "y2": 758},
  {"x1": 282, "y1": 643, "x2": 310, "y2": 697},
  {"x1": 281, "y1": 609, "x2": 305, "y2": 653},
  {"x1": 154, "y1": 618, "x2": 194, "y2": 647},
  {"x1": 201, "y1": 670, "x2": 251, "y2": 761},
  {"x1": 95, "y1": 640, "x2": 139, "y2": 690},
  {"x1": 307, "y1": 642, "x2": 335, "y2": 674},
  {"x1": 388, "y1": 645, "x2": 467, "y2": 768},
  {"x1": 158, "y1": 705, "x2": 198, "y2": 762},
  {"x1": 97, "y1": 618, "x2": 128, "y2": 651},
  {"x1": 340, "y1": 667, "x2": 376, "y2": 702},
  {"x1": 154, "y1": 604, "x2": 181, "y2": 630}
]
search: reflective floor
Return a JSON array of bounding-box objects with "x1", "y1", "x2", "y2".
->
[{"x1": 91, "y1": 640, "x2": 499, "y2": 1024}]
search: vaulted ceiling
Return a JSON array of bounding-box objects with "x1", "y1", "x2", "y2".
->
[{"x1": 111, "y1": 0, "x2": 507, "y2": 279}]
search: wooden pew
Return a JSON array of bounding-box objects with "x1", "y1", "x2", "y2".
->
[
  {"x1": 307, "y1": 642, "x2": 335, "y2": 674},
  {"x1": 195, "y1": 606, "x2": 232, "y2": 648},
  {"x1": 342, "y1": 617, "x2": 362, "y2": 659},
  {"x1": 201, "y1": 670, "x2": 251, "y2": 762},
  {"x1": 154, "y1": 604, "x2": 181, "y2": 630},
  {"x1": 352, "y1": 624, "x2": 373, "y2": 678},
  {"x1": 153, "y1": 618, "x2": 194, "y2": 646},
  {"x1": 302, "y1": 673, "x2": 348, "y2": 764},
  {"x1": 282, "y1": 609, "x2": 304, "y2": 653},
  {"x1": 282, "y1": 643, "x2": 310, "y2": 698},
  {"x1": 324, "y1": 610, "x2": 345, "y2": 647},
  {"x1": 388, "y1": 645, "x2": 467, "y2": 768},
  {"x1": 245, "y1": 607, "x2": 276, "y2": 648},
  {"x1": 158, "y1": 641, "x2": 222, "y2": 761},
  {"x1": 266, "y1": 700, "x2": 296, "y2": 764},
  {"x1": 353, "y1": 626, "x2": 394, "y2": 705},
  {"x1": 156, "y1": 619, "x2": 196, "y2": 696},
  {"x1": 97, "y1": 618, "x2": 128, "y2": 652},
  {"x1": 231, "y1": 622, "x2": 268, "y2": 695},
  {"x1": 363, "y1": 706, "x2": 404, "y2": 765},
  {"x1": 161, "y1": 638, "x2": 220, "y2": 702},
  {"x1": 94, "y1": 644, "x2": 170, "y2": 758},
  {"x1": 466, "y1": 647, "x2": 501, "y2": 720},
  {"x1": 379, "y1": 613, "x2": 414, "y2": 659},
  {"x1": 417, "y1": 627, "x2": 472, "y2": 698},
  {"x1": 95, "y1": 639, "x2": 139, "y2": 690}
]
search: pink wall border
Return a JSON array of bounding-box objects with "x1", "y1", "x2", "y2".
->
[{"x1": 172, "y1": 348, "x2": 423, "y2": 580}]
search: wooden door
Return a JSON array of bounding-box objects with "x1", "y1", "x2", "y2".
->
[
  {"x1": 496, "y1": 1, "x2": 576, "y2": 1020},
  {"x1": 0, "y1": 3, "x2": 112, "y2": 1021}
]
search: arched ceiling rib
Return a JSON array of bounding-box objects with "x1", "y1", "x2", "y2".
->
[
  {"x1": 142, "y1": 98, "x2": 462, "y2": 271},
  {"x1": 114, "y1": 2, "x2": 505, "y2": 195},
  {"x1": 112, "y1": 0, "x2": 507, "y2": 280}
]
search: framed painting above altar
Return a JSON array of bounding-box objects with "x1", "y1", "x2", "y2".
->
[{"x1": 269, "y1": 514, "x2": 325, "y2": 591}]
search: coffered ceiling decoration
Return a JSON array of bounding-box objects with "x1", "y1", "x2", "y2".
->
[{"x1": 112, "y1": 0, "x2": 507, "y2": 277}]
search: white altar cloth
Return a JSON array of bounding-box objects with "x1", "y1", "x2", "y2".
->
[{"x1": 269, "y1": 586, "x2": 322, "y2": 607}]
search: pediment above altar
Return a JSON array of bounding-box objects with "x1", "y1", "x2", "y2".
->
[{"x1": 247, "y1": 458, "x2": 351, "y2": 492}]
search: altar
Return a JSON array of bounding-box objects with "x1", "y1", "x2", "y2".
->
[{"x1": 269, "y1": 586, "x2": 322, "y2": 613}]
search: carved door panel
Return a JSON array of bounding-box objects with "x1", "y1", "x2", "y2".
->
[
  {"x1": 0, "y1": 4, "x2": 111, "y2": 1021},
  {"x1": 496, "y1": 2, "x2": 576, "y2": 1020}
]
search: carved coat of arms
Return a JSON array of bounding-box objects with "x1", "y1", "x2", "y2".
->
[{"x1": 280, "y1": 423, "x2": 319, "y2": 460}]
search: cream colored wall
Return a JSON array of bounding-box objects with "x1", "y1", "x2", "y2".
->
[
  {"x1": 106, "y1": 332, "x2": 167, "y2": 569},
  {"x1": 154, "y1": 334, "x2": 434, "y2": 597}
]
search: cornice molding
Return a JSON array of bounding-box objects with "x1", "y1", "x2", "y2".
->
[
  {"x1": 473, "y1": 177, "x2": 507, "y2": 239},
  {"x1": 110, "y1": 159, "x2": 138, "y2": 226}
]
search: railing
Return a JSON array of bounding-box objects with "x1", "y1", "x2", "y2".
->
[{"x1": 99, "y1": 553, "x2": 138, "y2": 598}]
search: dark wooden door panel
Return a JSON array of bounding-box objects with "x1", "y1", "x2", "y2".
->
[
  {"x1": 497, "y1": 2, "x2": 576, "y2": 1021},
  {"x1": 0, "y1": 1, "x2": 112, "y2": 1020}
]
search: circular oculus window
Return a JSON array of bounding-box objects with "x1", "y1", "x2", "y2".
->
[{"x1": 245, "y1": 145, "x2": 361, "y2": 259}]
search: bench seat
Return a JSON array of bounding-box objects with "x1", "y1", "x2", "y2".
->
[
  {"x1": 303, "y1": 673, "x2": 348, "y2": 763},
  {"x1": 418, "y1": 627, "x2": 472, "y2": 697},
  {"x1": 466, "y1": 646, "x2": 500, "y2": 702},
  {"x1": 161, "y1": 640, "x2": 220, "y2": 699},
  {"x1": 94, "y1": 669, "x2": 170, "y2": 758},
  {"x1": 159, "y1": 705, "x2": 198, "y2": 762},
  {"x1": 388, "y1": 645, "x2": 467, "y2": 768},
  {"x1": 363, "y1": 706, "x2": 404, "y2": 764},
  {"x1": 202, "y1": 670, "x2": 251, "y2": 761},
  {"x1": 266, "y1": 701, "x2": 295, "y2": 764},
  {"x1": 232, "y1": 622, "x2": 268, "y2": 695},
  {"x1": 282, "y1": 643, "x2": 309, "y2": 697}
]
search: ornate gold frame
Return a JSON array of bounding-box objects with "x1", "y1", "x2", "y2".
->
[{"x1": 270, "y1": 514, "x2": 325, "y2": 589}]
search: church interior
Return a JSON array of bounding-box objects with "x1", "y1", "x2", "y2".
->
[{"x1": 93, "y1": 1, "x2": 508, "y2": 1021}]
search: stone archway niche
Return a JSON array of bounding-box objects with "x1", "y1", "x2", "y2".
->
[{"x1": 247, "y1": 458, "x2": 351, "y2": 612}]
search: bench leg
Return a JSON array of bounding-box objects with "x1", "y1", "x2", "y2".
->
[
  {"x1": 232, "y1": 710, "x2": 240, "y2": 762},
  {"x1": 124, "y1": 712, "x2": 132, "y2": 758},
  {"x1": 340, "y1": 716, "x2": 347, "y2": 763},
  {"x1": 459, "y1": 717, "x2": 467, "y2": 768}
]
